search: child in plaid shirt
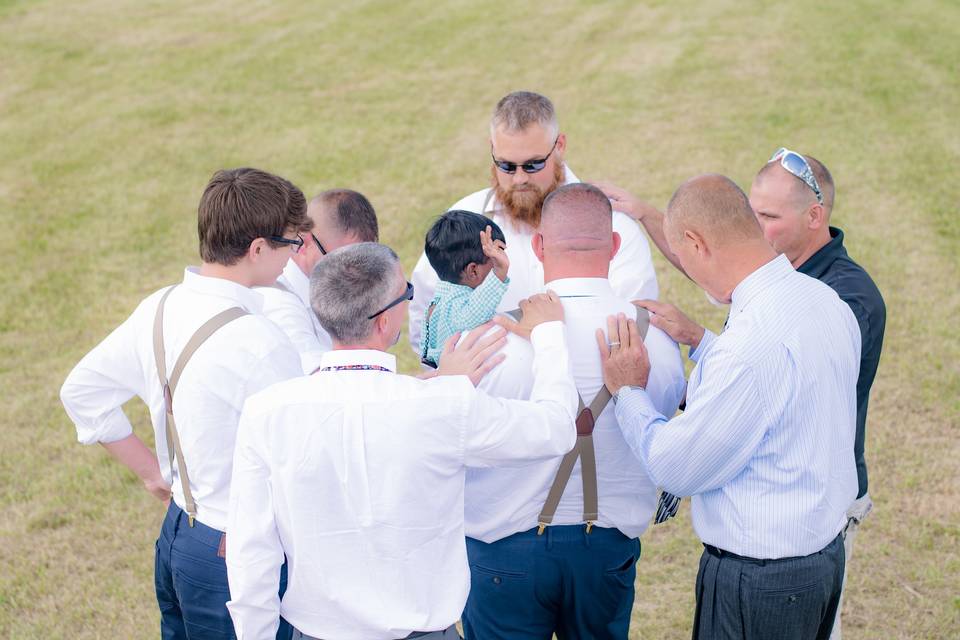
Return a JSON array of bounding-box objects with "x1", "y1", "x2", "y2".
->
[{"x1": 420, "y1": 210, "x2": 510, "y2": 367}]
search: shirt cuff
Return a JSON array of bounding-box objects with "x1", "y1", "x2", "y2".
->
[
  {"x1": 529, "y1": 320, "x2": 565, "y2": 349},
  {"x1": 689, "y1": 328, "x2": 717, "y2": 363},
  {"x1": 614, "y1": 386, "x2": 660, "y2": 424},
  {"x1": 76, "y1": 407, "x2": 135, "y2": 445}
]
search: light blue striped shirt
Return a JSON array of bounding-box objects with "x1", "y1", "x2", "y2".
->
[{"x1": 615, "y1": 254, "x2": 861, "y2": 559}]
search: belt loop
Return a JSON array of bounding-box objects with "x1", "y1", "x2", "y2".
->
[
  {"x1": 545, "y1": 525, "x2": 553, "y2": 551},
  {"x1": 583, "y1": 525, "x2": 592, "y2": 549}
]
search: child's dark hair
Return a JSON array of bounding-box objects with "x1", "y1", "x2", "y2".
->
[{"x1": 424, "y1": 210, "x2": 506, "y2": 283}]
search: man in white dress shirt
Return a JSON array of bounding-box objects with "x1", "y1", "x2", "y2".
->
[
  {"x1": 225, "y1": 242, "x2": 581, "y2": 640},
  {"x1": 601, "y1": 175, "x2": 861, "y2": 640},
  {"x1": 459, "y1": 184, "x2": 685, "y2": 639},
  {"x1": 409, "y1": 91, "x2": 658, "y2": 354},
  {"x1": 60, "y1": 168, "x2": 311, "y2": 639},
  {"x1": 260, "y1": 189, "x2": 379, "y2": 373}
]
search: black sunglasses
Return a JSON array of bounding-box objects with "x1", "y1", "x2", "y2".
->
[
  {"x1": 268, "y1": 234, "x2": 304, "y2": 251},
  {"x1": 491, "y1": 137, "x2": 559, "y2": 174},
  {"x1": 311, "y1": 233, "x2": 327, "y2": 255},
  {"x1": 368, "y1": 281, "x2": 414, "y2": 319}
]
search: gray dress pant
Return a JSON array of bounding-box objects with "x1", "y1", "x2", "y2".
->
[
  {"x1": 693, "y1": 533, "x2": 845, "y2": 640},
  {"x1": 292, "y1": 624, "x2": 460, "y2": 640}
]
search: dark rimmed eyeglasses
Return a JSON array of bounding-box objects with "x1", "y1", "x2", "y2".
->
[
  {"x1": 491, "y1": 137, "x2": 559, "y2": 174},
  {"x1": 268, "y1": 234, "x2": 305, "y2": 251},
  {"x1": 367, "y1": 281, "x2": 414, "y2": 319},
  {"x1": 311, "y1": 233, "x2": 327, "y2": 255},
  {"x1": 768, "y1": 147, "x2": 823, "y2": 204}
]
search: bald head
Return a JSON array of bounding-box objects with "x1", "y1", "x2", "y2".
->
[
  {"x1": 756, "y1": 152, "x2": 835, "y2": 216},
  {"x1": 666, "y1": 174, "x2": 762, "y2": 247},
  {"x1": 540, "y1": 183, "x2": 613, "y2": 252}
]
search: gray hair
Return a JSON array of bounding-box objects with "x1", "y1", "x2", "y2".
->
[
  {"x1": 490, "y1": 91, "x2": 559, "y2": 139},
  {"x1": 310, "y1": 242, "x2": 400, "y2": 344}
]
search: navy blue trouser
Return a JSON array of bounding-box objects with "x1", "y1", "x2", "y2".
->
[
  {"x1": 693, "y1": 533, "x2": 845, "y2": 640},
  {"x1": 155, "y1": 501, "x2": 292, "y2": 640},
  {"x1": 462, "y1": 525, "x2": 640, "y2": 640}
]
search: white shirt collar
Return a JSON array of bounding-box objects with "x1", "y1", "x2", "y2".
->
[
  {"x1": 182, "y1": 267, "x2": 264, "y2": 314},
  {"x1": 281, "y1": 258, "x2": 311, "y2": 306},
  {"x1": 543, "y1": 277, "x2": 614, "y2": 298},
  {"x1": 729, "y1": 254, "x2": 794, "y2": 321},
  {"x1": 317, "y1": 349, "x2": 397, "y2": 373}
]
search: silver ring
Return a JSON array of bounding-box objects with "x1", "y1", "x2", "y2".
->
[{"x1": 608, "y1": 341, "x2": 621, "y2": 348}]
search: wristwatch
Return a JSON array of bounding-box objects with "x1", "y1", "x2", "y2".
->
[{"x1": 613, "y1": 385, "x2": 645, "y2": 404}]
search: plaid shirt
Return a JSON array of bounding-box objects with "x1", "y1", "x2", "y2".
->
[{"x1": 420, "y1": 271, "x2": 509, "y2": 367}]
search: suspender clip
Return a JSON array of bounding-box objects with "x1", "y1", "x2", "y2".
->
[
  {"x1": 585, "y1": 521, "x2": 594, "y2": 534},
  {"x1": 188, "y1": 513, "x2": 196, "y2": 528},
  {"x1": 537, "y1": 523, "x2": 546, "y2": 536}
]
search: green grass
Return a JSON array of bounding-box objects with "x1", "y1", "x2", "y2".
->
[{"x1": 2, "y1": 0, "x2": 958, "y2": 637}]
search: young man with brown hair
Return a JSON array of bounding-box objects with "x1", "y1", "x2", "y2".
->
[{"x1": 60, "y1": 167, "x2": 311, "y2": 639}]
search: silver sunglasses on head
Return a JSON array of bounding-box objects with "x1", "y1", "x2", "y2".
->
[{"x1": 769, "y1": 147, "x2": 823, "y2": 204}]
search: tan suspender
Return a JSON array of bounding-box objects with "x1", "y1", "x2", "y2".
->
[
  {"x1": 152, "y1": 285, "x2": 249, "y2": 527},
  {"x1": 271, "y1": 280, "x2": 293, "y2": 295},
  {"x1": 506, "y1": 304, "x2": 650, "y2": 534}
]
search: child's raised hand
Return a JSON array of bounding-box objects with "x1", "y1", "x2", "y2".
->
[{"x1": 481, "y1": 225, "x2": 509, "y2": 282}]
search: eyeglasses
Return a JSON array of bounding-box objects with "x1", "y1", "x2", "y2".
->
[
  {"x1": 268, "y1": 234, "x2": 305, "y2": 251},
  {"x1": 768, "y1": 147, "x2": 823, "y2": 204},
  {"x1": 367, "y1": 281, "x2": 414, "y2": 319},
  {"x1": 311, "y1": 233, "x2": 327, "y2": 255},
  {"x1": 491, "y1": 137, "x2": 559, "y2": 174}
]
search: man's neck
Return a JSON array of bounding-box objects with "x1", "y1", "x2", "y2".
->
[
  {"x1": 790, "y1": 228, "x2": 833, "y2": 269},
  {"x1": 715, "y1": 242, "x2": 779, "y2": 300},
  {"x1": 542, "y1": 256, "x2": 609, "y2": 282},
  {"x1": 198, "y1": 262, "x2": 256, "y2": 288},
  {"x1": 332, "y1": 342, "x2": 387, "y2": 352}
]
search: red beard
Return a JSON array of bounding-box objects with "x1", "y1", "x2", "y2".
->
[{"x1": 490, "y1": 161, "x2": 565, "y2": 230}]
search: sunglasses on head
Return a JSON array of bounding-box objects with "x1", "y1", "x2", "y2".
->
[
  {"x1": 368, "y1": 281, "x2": 414, "y2": 319},
  {"x1": 768, "y1": 147, "x2": 823, "y2": 204},
  {"x1": 491, "y1": 136, "x2": 559, "y2": 174}
]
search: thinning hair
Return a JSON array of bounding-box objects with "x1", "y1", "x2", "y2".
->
[
  {"x1": 666, "y1": 174, "x2": 763, "y2": 245},
  {"x1": 541, "y1": 183, "x2": 613, "y2": 251},
  {"x1": 310, "y1": 243, "x2": 399, "y2": 344},
  {"x1": 490, "y1": 91, "x2": 559, "y2": 138},
  {"x1": 757, "y1": 151, "x2": 836, "y2": 215},
  {"x1": 197, "y1": 168, "x2": 311, "y2": 265},
  {"x1": 312, "y1": 189, "x2": 379, "y2": 242}
]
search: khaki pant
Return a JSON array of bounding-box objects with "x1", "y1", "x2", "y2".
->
[{"x1": 829, "y1": 493, "x2": 874, "y2": 640}]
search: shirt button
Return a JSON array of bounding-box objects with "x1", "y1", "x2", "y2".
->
[{"x1": 492, "y1": 576, "x2": 502, "y2": 585}]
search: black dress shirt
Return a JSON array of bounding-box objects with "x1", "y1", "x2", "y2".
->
[{"x1": 797, "y1": 227, "x2": 886, "y2": 498}]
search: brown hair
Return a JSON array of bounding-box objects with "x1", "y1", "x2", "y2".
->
[{"x1": 197, "y1": 168, "x2": 311, "y2": 265}]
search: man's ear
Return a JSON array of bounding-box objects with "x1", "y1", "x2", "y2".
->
[
  {"x1": 807, "y1": 203, "x2": 827, "y2": 230},
  {"x1": 554, "y1": 132, "x2": 567, "y2": 156},
  {"x1": 248, "y1": 237, "x2": 267, "y2": 262},
  {"x1": 610, "y1": 232, "x2": 622, "y2": 260},
  {"x1": 532, "y1": 233, "x2": 545, "y2": 263},
  {"x1": 685, "y1": 229, "x2": 709, "y2": 258}
]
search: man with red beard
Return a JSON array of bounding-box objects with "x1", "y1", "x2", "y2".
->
[{"x1": 409, "y1": 91, "x2": 659, "y2": 354}]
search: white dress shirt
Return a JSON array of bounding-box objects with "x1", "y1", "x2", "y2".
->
[
  {"x1": 464, "y1": 278, "x2": 686, "y2": 543},
  {"x1": 258, "y1": 259, "x2": 332, "y2": 374},
  {"x1": 614, "y1": 255, "x2": 862, "y2": 559},
  {"x1": 409, "y1": 166, "x2": 659, "y2": 352},
  {"x1": 225, "y1": 323, "x2": 579, "y2": 640},
  {"x1": 60, "y1": 268, "x2": 302, "y2": 531}
]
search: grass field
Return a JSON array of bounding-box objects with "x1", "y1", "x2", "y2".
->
[{"x1": 1, "y1": 0, "x2": 958, "y2": 637}]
